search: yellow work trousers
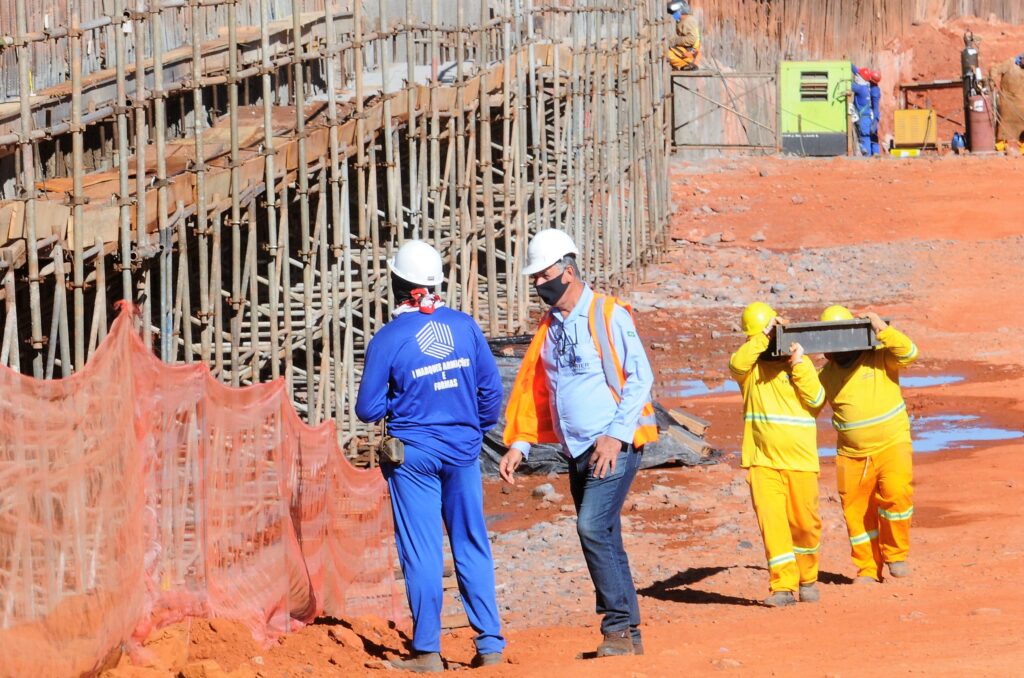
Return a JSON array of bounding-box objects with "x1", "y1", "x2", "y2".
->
[
  {"x1": 836, "y1": 442, "x2": 914, "y2": 580},
  {"x1": 668, "y1": 46, "x2": 699, "y2": 70},
  {"x1": 747, "y1": 466, "x2": 822, "y2": 593}
]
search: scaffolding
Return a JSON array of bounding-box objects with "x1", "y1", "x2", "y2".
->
[{"x1": 0, "y1": 0, "x2": 673, "y2": 458}]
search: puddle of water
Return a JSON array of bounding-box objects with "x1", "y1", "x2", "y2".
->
[
  {"x1": 818, "y1": 414, "x2": 1022, "y2": 457},
  {"x1": 911, "y1": 414, "x2": 1023, "y2": 453},
  {"x1": 667, "y1": 379, "x2": 740, "y2": 398},
  {"x1": 902, "y1": 374, "x2": 964, "y2": 388}
]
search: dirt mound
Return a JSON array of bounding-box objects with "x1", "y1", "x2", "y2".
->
[{"x1": 879, "y1": 15, "x2": 1024, "y2": 142}]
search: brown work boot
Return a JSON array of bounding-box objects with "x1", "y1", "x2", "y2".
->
[
  {"x1": 633, "y1": 638, "x2": 644, "y2": 656},
  {"x1": 596, "y1": 630, "x2": 633, "y2": 657},
  {"x1": 470, "y1": 652, "x2": 503, "y2": 668},
  {"x1": 798, "y1": 582, "x2": 820, "y2": 603},
  {"x1": 853, "y1": 575, "x2": 879, "y2": 585},
  {"x1": 887, "y1": 561, "x2": 910, "y2": 578},
  {"x1": 762, "y1": 590, "x2": 796, "y2": 607},
  {"x1": 387, "y1": 652, "x2": 443, "y2": 673}
]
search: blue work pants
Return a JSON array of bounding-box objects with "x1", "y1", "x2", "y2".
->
[
  {"x1": 568, "y1": 445, "x2": 642, "y2": 638},
  {"x1": 856, "y1": 114, "x2": 873, "y2": 156},
  {"x1": 383, "y1": 444, "x2": 505, "y2": 655}
]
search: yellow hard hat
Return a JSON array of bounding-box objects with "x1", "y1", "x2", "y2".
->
[
  {"x1": 821, "y1": 304, "x2": 854, "y2": 322},
  {"x1": 741, "y1": 302, "x2": 776, "y2": 336}
]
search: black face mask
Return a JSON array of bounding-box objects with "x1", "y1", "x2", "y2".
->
[{"x1": 535, "y1": 273, "x2": 570, "y2": 306}]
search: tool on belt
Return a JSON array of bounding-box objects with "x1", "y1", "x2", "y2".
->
[{"x1": 377, "y1": 420, "x2": 405, "y2": 465}]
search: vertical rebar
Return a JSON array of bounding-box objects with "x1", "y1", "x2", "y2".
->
[{"x1": 15, "y1": 0, "x2": 45, "y2": 377}]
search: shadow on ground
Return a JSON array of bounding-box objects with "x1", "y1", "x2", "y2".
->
[{"x1": 638, "y1": 566, "x2": 761, "y2": 607}]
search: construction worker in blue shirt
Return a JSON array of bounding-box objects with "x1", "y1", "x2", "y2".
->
[
  {"x1": 869, "y1": 70, "x2": 882, "y2": 155},
  {"x1": 499, "y1": 229, "x2": 658, "y2": 658},
  {"x1": 851, "y1": 65, "x2": 874, "y2": 156},
  {"x1": 355, "y1": 240, "x2": 505, "y2": 673}
]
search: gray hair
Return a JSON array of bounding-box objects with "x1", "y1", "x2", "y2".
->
[{"x1": 557, "y1": 254, "x2": 581, "y2": 279}]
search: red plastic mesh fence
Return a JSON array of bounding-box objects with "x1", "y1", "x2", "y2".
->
[{"x1": 0, "y1": 305, "x2": 400, "y2": 677}]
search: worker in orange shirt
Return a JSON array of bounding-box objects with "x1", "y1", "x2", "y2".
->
[
  {"x1": 818, "y1": 306, "x2": 918, "y2": 583},
  {"x1": 730, "y1": 302, "x2": 825, "y2": 607}
]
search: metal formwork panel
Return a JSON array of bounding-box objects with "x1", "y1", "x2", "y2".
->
[{"x1": 772, "y1": 319, "x2": 881, "y2": 356}]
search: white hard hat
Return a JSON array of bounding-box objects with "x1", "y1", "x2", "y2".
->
[
  {"x1": 523, "y1": 229, "x2": 580, "y2": 276},
  {"x1": 388, "y1": 240, "x2": 444, "y2": 287}
]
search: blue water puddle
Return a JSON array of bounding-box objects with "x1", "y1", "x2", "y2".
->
[
  {"x1": 902, "y1": 374, "x2": 964, "y2": 388},
  {"x1": 818, "y1": 414, "x2": 1022, "y2": 457},
  {"x1": 667, "y1": 379, "x2": 740, "y2": 398}
]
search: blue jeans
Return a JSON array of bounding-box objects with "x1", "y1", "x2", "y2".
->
[
  {"x1": 383, "y1": 444, "x2": 505, "y2": 655},
  {"x1": 568, "y1": 444, "x2": 642, "y2": 637}
]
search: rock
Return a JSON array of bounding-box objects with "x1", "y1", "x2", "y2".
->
[
  {"x1": 791, "y1": 194, "x2": 805, "y2": 205},
  {"x1": 532, "y1": 483, "x2": 556, "y2": 499},
  {"x1": 178, "y1": 661, "x2": 235, "y2": 678},
  {"x1": 758, "y1": 168, "x2": 770, "y2": 177},
  {"x1": 685, "y1": 228, "x2": 705, "y2": 243},
  {"x1": 700, "y1": 232, "x2": 722, "y2": 245},
  {"x1": 721, "y1": 232, "x2": 736, "y2": 243},
  {"x1": 711, "y1": 330, "x2": 723, "y2": 340},
  {"x1": 738, "y1": 540, "x2": 754, "y2": 549},
  {"x1": 712, "y1": 658, "x2": 743, "y2": 670},
  {"x1": 328, "y1": 626, "x2": 364, "y2": 650},
  {"x1": 970, "y1": 607, "x2": 1002, "y2": 616},
  {"x1": 770, "y1": 283, "x2": 786, "y2": 294},
  {"x1": 501, "y1": 485, "x2": 512, "y2": 494}
]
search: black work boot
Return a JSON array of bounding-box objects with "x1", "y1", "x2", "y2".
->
[
  {"x1": 387, "y1": 651, "x2": 444, "y2": 673},
  {"x1": 470, "y1": 652, "x2": 503, "y2": 668},
  {"x1": 596, "y1": 630, "x2": 633, "y2": 657}
]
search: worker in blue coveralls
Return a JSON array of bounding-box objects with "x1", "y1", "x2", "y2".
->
[
  {"x1": 355, "y1": 239, "x2": 505, "y2": 673},
  {"x1": 851, "y1": 65, "x2": 874, "y2": 156},
  {"x1": 869, "y1": 69, "x2": 883, "y2": 155},
  {"x1": 499, "y1": 229, "x2": 658, "y2": 658}
]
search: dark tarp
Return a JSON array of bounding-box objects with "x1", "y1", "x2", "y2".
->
[{"x1": 480, "y1": 353, "x2": 720, "y2": 476}]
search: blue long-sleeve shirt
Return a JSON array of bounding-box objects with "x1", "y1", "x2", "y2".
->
[
  {"x1": 355, "y1": 306, "x2": 503, "y2": 466},
  {"x1": 851, "y1": 65, "x2": 872, "y2": 117},
  {"x1": 512, "y1": 285, "x2": 654, "y2": 459},
  {"x1": 870, "y1": 83, "x2": 881, "y2": 127}
]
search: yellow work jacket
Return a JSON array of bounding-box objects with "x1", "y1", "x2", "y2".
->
[
  {"x1": 729, "y1": 333, "x2": 825, "y2": 473},
  {"x1": 819, "y1": 326, "x2": 919, "y2": 458}
]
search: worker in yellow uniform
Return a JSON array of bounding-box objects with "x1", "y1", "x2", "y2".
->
[
  {"x1": 818, "y1": 305, "x2": 917, "y2": 583},
  {"x1": 667, "y1": 1, "x2": 701, "y2": 71},
  {"x1": 730, "y1": 302, "x2": 825, "y2": 607}
]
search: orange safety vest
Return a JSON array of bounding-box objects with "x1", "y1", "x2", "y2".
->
[{"x1": 503, "y1": 293, "x2": 659, "y2": 449}]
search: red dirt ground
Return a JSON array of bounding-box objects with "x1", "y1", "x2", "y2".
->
[
  {"x1": 104, "y1": 16, "x2": 1024, "y2": 675},
  {"x1": 107, "y1": 151, "x2": 1024, "y2": 677}
]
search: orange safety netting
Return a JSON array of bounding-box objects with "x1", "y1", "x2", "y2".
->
[{"x1": 0, "y1": 304, "x2": 400, "y2": 677}]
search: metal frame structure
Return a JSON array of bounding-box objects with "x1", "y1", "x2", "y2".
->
[
  {"x1": 0, "y1": 0, "x2": 673, "y2": 459},
  {"x1": 669, "y1": 69, "x2": 778, "y2": 152}
]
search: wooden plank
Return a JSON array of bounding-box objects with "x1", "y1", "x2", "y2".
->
[
  {"x1": 668, "y1": 408, "x2": 711, "y2": 437},
  {"x1": 664, "y1": 425, "x2": 713, "y2": 457}
]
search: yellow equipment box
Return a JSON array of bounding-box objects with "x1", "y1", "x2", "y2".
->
[{"x1": 893, "y1": 109, "x2": 938, "y2": 148}]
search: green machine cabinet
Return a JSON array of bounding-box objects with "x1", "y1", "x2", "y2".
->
[{"x1": 779, "y1": 60, "x2": 851, "y2": 156}]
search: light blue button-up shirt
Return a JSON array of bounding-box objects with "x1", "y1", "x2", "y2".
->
[{"x1": 512, "y1": 285, "x2": 655, "y2": 459}]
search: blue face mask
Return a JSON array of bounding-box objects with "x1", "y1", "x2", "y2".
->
[
  {"x1": 1016, "y1": 55, "x2": 1024, "y2": 68},
  {"x1": 672, "y1": 10, "x2": 682, "y2": 21}
]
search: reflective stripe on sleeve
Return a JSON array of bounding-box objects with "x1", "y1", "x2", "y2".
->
[{"x1": 808, "y1": 386, "x2": 825, "y2": 408}]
